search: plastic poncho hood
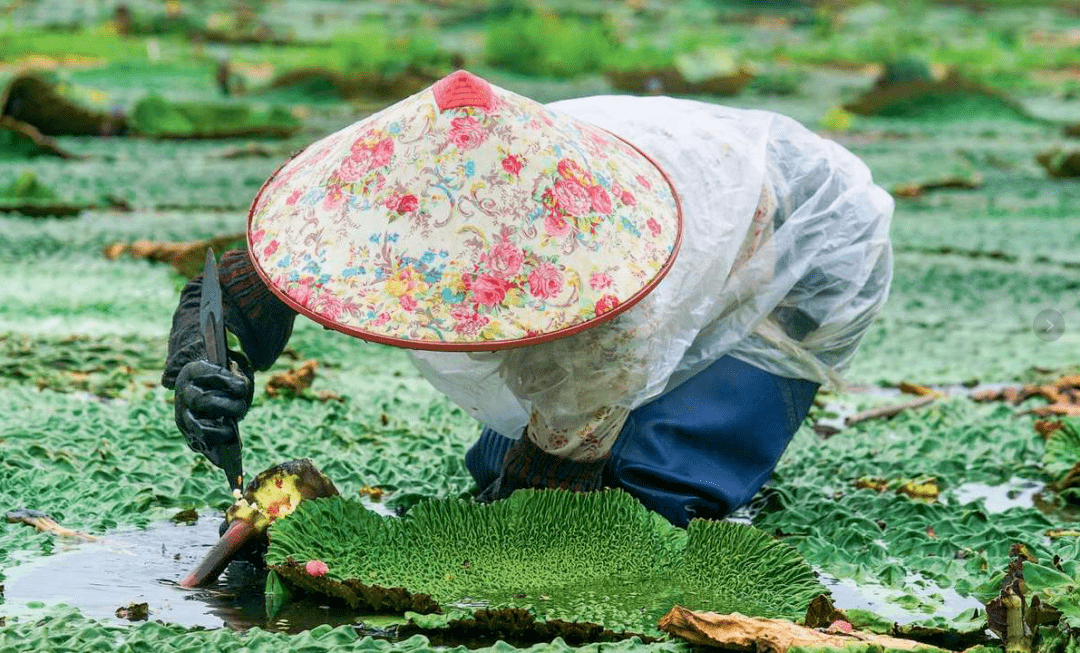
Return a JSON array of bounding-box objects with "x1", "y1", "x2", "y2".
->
[
  {"x1": 247, "y1": 71, "x2": 682, "y2": 350},
  {"x1": 410, "y1": 97, "x2": 894, "y2": 438}
]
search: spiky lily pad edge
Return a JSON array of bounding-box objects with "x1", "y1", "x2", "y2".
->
[{"x1": 266, "y1": 489, "x2": 828, "y2": 641}]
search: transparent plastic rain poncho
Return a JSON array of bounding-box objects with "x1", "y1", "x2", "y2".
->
[{"x1": 410, "y1": 96, "x2": 894, "y2": 439}]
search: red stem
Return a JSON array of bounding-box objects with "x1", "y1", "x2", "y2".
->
[{"x1": 179, "y1": 519, "x2": 255, "y2": 588}]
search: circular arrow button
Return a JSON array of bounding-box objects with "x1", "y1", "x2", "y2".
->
[{"x1": 1034, "y1": 309, "x2": 1065, "y2": 342}]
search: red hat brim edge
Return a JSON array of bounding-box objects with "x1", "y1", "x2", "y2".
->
[{"x1": 245, "y1": 130, "x2": 684, "y2": 352}]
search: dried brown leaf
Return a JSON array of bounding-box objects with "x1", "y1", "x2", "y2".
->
[
  {"x1": 970, "y1": 388, "x2": 1003, "y2": 402},
  {"x1": 102, "y1": 233, "x2": 246, "y2": 277},
  {"x1": 658, "y1": 606, "x2": 941, "y2": 653},
  {"x1": 854, "y1": 477, "x2": 888, "y2": 492},
  {"x1": 1045, "y1": 529, "x2": 1080, "y2": 539},
  {"x1": 1023, "y1": 404, "x2": 1080, "y2": 418},
  {"x1": 844, "y1": 395, "x2": 936, "y2": 425},
  {"x1": 1035, "y1": 420, "x2": 1064, "y2": 440},
  {"x1": 898, "y1": 381, "x2": 941, "y2": 397},
  {"x1": 803, "y1": 594, "x2": 847, "y2": 629},
  {"x1": 898, "y1": 477, "x2": 940, "y2": 501},
  {"x1": 358, "y1": 486, "x2": 385, "y2": 501},
  {"x1": 265, "y1": 360, "x2": 318, "y2": 398}
]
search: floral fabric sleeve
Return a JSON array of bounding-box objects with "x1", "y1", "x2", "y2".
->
[{"x1": 526, "y1": 405, "x2": 631, "y2": 462}]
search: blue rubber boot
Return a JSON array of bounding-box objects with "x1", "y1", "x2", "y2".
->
[{"x1": 465, "y1": 355, "x2": 819, "y2": 526}]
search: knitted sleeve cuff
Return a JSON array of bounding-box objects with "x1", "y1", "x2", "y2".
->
[{"x1": 477, "y1": 433, "x2": 608, "y2": 502}]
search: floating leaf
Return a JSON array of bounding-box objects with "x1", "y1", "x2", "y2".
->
[
  {"x1": 0, "y1": 116, "x2": 77, "y2": 159},
  {"x1": 265, "y1": 489, "x2": 825, "y2": 638},
  {"x1": 1044, "y1": 422, "x2": 1080, "y2": 480},
  {"x1": 102, "y1": 233, "x2": 246, "y2": 278},
  {"x1": 1037, "y1": 150, "x2": 1080, "y2": 179},
  {"x1": 266, "y1": 360, "x2": 319, "y2": 398},
  {"x1": 1021, "y1": 544, "x2": 1080, "y2": 631},
  {"x1": 131, "y1": 95, "x2": 300, "y2": 139},
  {"x1": 657, "y1": 605, "x2": 945, "y2": 653},
  {"x1": 843, "y1": 75, "x2": 1033, "y2": 122}
]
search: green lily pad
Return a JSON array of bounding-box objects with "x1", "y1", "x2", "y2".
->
[
  {"x1": 1045, "y1": 422, "x2": 1080, "y2": 479},
  {"x1": 1022, "y1": 543, "x2": 1080, "y2": 630},
  {"x1": 265, "y1": 489, "x2": 825, "y2": 639},
  {"x1": 672, "y1": 47, "x2": 739, "y2": 84},
  {"x1": 843, "y1": 75, "x2": 1034, "y2": 122},
  {"x1": 2, "y1": 171, "x2": 58, "y2": 201},
  {"x1": 0, "y1": 171, "x2": 92, "y2": 217},
  {"x1": 131, "y1": 95, "x2": 301, "y2": 140},
  {"x1": 0, "y1": 116, "x2": 76, "y2": 159}
]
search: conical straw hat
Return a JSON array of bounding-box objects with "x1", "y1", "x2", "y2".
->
[{"x1": 247, "y1": 71, "x2": 682, "y2": 350}]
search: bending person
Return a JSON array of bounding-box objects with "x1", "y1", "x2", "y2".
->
[{"x1": 163, "y1": 71, "x2": 893, "y2": 527}]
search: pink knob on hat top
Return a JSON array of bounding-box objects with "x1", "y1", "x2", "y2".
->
[{"x1": 432, "y1": 70, "x2": 494, "y2": 111}]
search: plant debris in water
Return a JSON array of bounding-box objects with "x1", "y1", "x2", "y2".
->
[
  {"x1": 265, "y1": 360, "x2": 319, "y2": 398},
  {"x1": 1036, "y1": 150, "x2": 1080, "y2": 179},
  {"x1": 265, "y1": 489, "x2": 825, "y2": 639},
  {"x1": 114, "y1": 602, "x2": 149, "y2": 621},
  {"x1": 972, "y1": 375, "x2": 1080, "y2": 418},
  {"x1": 657, "y1": 605, "x2": 945, "y2": 653},
  {"x1": 5, "y1": 508, "x2": 99, "y2": 541}
]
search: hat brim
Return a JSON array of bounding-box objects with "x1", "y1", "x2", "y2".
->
[{"x1": 247, "y1": 129, "x2": 682, "y2": 351}]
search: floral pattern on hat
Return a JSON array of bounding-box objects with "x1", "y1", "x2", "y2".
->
[{"x1": 248, "y1": 72, "x2": 681, "y2": 349}]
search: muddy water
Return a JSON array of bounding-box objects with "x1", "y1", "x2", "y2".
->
[{"x1": 3, "y1": 511, "x2": 394, "y2": 633}]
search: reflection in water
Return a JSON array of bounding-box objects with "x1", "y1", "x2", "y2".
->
[
  {"x1": 4, "y1": 513, "x2": 382, "y2": 633},
  {"x1": 951, "y1": 479, "x2": 1044, "y2": 513},
  {"x1": 823, "y1": 573, "x2": 984, "y2": 625}
]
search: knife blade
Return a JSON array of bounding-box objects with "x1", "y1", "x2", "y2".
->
[{"x1": 199, "y1": 248, "x2": 244, "y2": 492}]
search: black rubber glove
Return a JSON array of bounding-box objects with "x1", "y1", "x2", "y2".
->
[
  {"x1": 173, "y1": 355, "x2": 254, "y2": 463},
  {"x1": 476, "y1": 435, "x2": 608, "y2": 503}
]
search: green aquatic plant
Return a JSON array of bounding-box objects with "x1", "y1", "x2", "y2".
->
[
  {"x1": 485, "y1": 12, "x2": 616, "y2": 78},
  {"x1": 1044, "y1": 422, "x2": 1080, "y2": 479},
  {"x1": 1044, "y1": 421, "x2": 1080, "y2": 504},
  {"x1": 0, "y1": 170, "x2": 89, "y2": 217},
  {"x1": 1022, "y1": 545, "x2": 1080, "y2": 630},
  {"x1": 0, "y1": 333, "x2": 164, "y2": 396},
  {"x1": 843, "y1": 74, "x2": 1034, "y2": 122},
  {"x1": 131, "y1": 95, "x2": 300, "y2": 139},
  {"x1": 1, "y1": 171, "x2": 58, "y2": 201},
  {"x1": 0, "y1": 604, "x2": 691, "y2": 653},
  {"x1": 265, "y1": 489, "x2": 825, "y2": 638},
  {"x1": 757, "y1": 398, "x2": 1074, "y2": 623}
]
